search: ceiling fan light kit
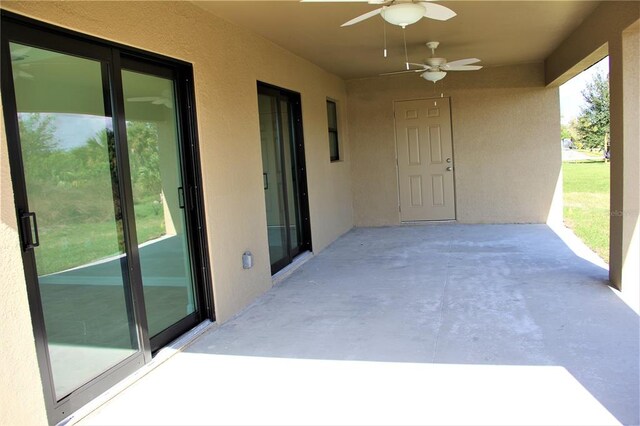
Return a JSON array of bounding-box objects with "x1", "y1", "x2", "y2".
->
[
  {"x1": 339, "y1": 1, "x2": 456, "y2": 27},
  {"x1": 421, "y1": 70, "x2": 447, "y2": 83},
  {"x1": 380, "y1": 3, "x2": 425, "y2": 28}
]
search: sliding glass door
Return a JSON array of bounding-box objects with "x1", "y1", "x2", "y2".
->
[
  {"x1": 1, "y1": 14, "x2": 211, "y2": 423},
  {"x1": 258, "y1": 83, "x2": 311, "y2": 274},
  {"x1": 121, "y1": 64, "x2": 200, "y2": 351},
  {"x1": 8, "y1": 41, "x2": 140, "y2": 402}
]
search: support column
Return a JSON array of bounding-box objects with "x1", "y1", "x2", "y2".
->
[{"x1": 609, "y1": 20, "x2": 639, "y2": 309}]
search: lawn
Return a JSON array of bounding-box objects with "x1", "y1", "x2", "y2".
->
[
  {"x1": 563, "y1": 161, "x2": 610, "y2": 262},
  {"x1": 35, "y1": 203, "x2": 166, "y2": 276}
]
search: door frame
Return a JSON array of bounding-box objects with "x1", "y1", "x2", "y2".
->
[
  {"x1": 118, "y1": 56, "x2": 213, "y2": 352},
  {"x1": 0, "y1": 11, "x2": 214, "y2": 423},
  {"x1": 393, "y1": 96, "x2": 458, "y2": 222},
  {"x1": 257, "y1": 81, "x2": 312, "y2": 274}
]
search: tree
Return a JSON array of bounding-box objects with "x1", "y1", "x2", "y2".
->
[
  {"x1": 17, "y1": 113, "x2": 59, "y2": 181},
  {"x1": 575, "y1": 72, "x2": 609, "y2": 151},
  {"x1": 126, "y1": 121, "x2": 161, "y2": 201},
  {"x1": 561, "y1": 121, "x2": 579, "y2": 141},
  {"x1": 18, "y1": 113, "x2": 58, "y2": 154},
  {"x1": 17, "y1": 114, "x2": 59, "y2": 174}
]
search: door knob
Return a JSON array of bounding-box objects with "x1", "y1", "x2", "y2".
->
[
  {"x1": 446, "y1": 158, "x2": 452, "y2": 163},
  {"x1": 446, "y1": 166, "x2": 453, "y2": 171}
]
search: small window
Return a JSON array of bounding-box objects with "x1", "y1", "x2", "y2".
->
[{"x1": 327, "y1": 99, "x2": 339, "y2": 162}]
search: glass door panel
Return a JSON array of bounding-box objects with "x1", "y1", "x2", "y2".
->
[
  {"x1": 9, "y1": 43, "x2": 139, "y2": 400},
  {"x1": 258, "y1": 85, "x2": 309, "y2": 274},
  {"x1": 280, "y1": 100, "x2": 302, "y2": 252},
  {"x1": 121, "y1": 69, "x2": 196, "y2": 339},
  {"x1": 259, "y1": 93, "x2": 289, "y2": 267}
]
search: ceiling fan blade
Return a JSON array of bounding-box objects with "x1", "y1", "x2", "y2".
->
[
  {"x1": 341, "y1": 7, "x2": 383, "y2": 26},
  {"x1": 421, "y1": 2, "x2": 456, "y2": 21},
  {"x1": 443, "y1": 58, "x2": 481, "y2": 68},
  {"x1": 127, "y1": 96, "x2": 160, "y2": 102},
  {"x1": 446, "y1": 65, "x2": 483, "y2": 71},
  {"x1": 13, "y1": 70, "x2": 34, "y2": 80},
  {"x1": 408, "y1": 62, "x2": 429, "y2": 69},
  {"x1": 10, "y1": 47, "x2": 32, "y2": 62},
  {"x1": 380, "y1": 69, "x2": 424, "y2": 76}
]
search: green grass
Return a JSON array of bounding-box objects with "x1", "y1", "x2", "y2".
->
[
  {"x1": 35, "y1": 203, "x2": 166, "y2": 276},
  {"x1": 563, "y1": 161, "x2": 610, "y2": 262}
]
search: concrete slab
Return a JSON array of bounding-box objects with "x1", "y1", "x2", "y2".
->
[{"x1": 79, "y1": 224, "x2": 639, "y2": 426}]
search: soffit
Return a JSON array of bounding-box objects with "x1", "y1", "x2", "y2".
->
[{"x1": 193, "y1": 1, "x2": 601, "y2": 80}]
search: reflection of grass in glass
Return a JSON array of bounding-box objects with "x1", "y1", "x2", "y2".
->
[
  {"x1": 135, "y1": 196, "x2": 167, "y2": 245},
  {"x1": 563, "y1": 161, "x2": 610, "y2": 263},
  {"x1": 36, "y1": 201, "x2": 165, "y2": 276}
]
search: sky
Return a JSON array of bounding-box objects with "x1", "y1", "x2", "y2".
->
[
  {"x1": 17, "y1": 112, "x2": 110, "y2": 150},
  {"x1": 559, "y1": 57, "x2": 609, "y2": 125},
  {"x1": 53, "y1": 113, "x2": 109, "y2": 149}
]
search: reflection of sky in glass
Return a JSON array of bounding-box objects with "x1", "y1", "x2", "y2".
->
[
  {"x1": 560, "y1": 58, "x2": 608, "y2": 125},
  {"x1": 51, "y1": 113, "x2": 109, "y2": 150}
]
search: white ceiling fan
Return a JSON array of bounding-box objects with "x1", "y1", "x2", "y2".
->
[
  {"x1": 127, "y1": 89, "x2": 173, "y2": 109},
  {"x1": 10, "y1": 47, "x2": 35, "y2": 80},
  {"x1": 12, "y1": 69, "x2": 34, "y2": 81},
  {"x1": 302, "y1": 0, "x2": 456, "y2": 28},
  {"x1": 382, "y1": 41, "x2": 482, "y2": 82},
  {"x1": 303, "y1": 0, "x2": 456, "y2": 64}
]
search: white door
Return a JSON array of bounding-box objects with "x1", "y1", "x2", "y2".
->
[{"x1": 395, "y1": 98, "x2": 455, "y2": 221}]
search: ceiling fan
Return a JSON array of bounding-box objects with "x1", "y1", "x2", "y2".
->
[
  {"x1": 10, "y1": 48, "x2": 35, "y2": 80},
  {"x1": 13, "y1": 69, "x2": 34, "y2": 81},
  {"x1": 382, "y1": 41, "x2": 482, "y2": 82},
  {"x1": 127, "y1": 89, "x2": 173, "y2": 109},
  {"x1": 306, "y1": 0, "x2": 456, "y2": 27}
]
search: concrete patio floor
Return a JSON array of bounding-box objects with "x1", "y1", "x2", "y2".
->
[{"x1": 79, "y1": 224, "x2": 639, "y2": 426}]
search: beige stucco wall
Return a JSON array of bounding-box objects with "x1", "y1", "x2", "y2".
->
[
  {"x1": 0, "y1": 1, "x2": 353, "y2": 423},
  {"x1": 619, "y1": 21, "x2": 639, "y2": 307},
  {"x1": 545, "y1": 1, "x2": 639, "y2": 296},
  {"x1": 545, "y1": 1, "x2": 639, "y2": 87},
  {"x1": 0, "y1": 102, "x2": 49, "y2": 426},
  {"x1": 0, "y1": 0, "x2": 353, "y2": 320},
  {"x1": 610, "y1": 21, "x2": 639, "y2": 303},
  {"x1": 347, "y1": 63, "x2": 562, "y2": 226}
]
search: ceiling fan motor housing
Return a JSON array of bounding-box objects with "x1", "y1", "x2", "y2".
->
[
  {"x1": 426, "y1": 41, "x2": 440, "y2": 50},
  {"x1": 425, "y1": 57, "x2": 447, "y2": 68}
]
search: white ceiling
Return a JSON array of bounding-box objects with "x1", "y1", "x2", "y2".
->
[{"x1": 194, "y1": 1, "x2": 601, "y2": 80}]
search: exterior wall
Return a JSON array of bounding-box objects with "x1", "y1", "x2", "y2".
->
[
  {"x1": 0, "y1": 0, "x2": 353, "y2": 320},
  {"x1": 545, "y1": 1, "x2": 639, "y2": 296},
  {"x1": 610, "y1": 21, "x2": 639, "y2": 305},
  {"x1": 0, "y1": 1, "x2": 353, "y2": 423},
  {"x1": 0, "y1": 102, "x2": 49, "y2": 426},
  {"x1": 545, "y1": 1, "x2": 639, "y2": 87},
  {"x1": 347, "y1": 63, "x2": 562, "y2": 226},
  {"x1": 618, "y1": 22, "x2": 639, "y2": 308}
]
